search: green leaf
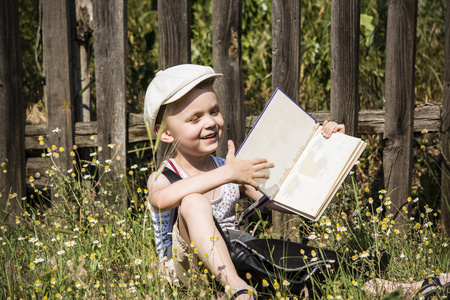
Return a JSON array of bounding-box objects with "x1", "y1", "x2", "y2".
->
[{"x1": 360, "y1": 14, "x2": 374, "y2": 32}]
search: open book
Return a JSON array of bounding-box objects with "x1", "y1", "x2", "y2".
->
[{"x1": 236, "y1": 88, "x2": 366, "y2": 221}]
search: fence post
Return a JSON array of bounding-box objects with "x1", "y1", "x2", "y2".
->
[
  {"x1": 92, "y1": 0, "x2": 127, "y2": 205},
  {"x1": 383, "y1": 0, "x2": 417, "y2": 227},
  {"x1": 212, "y1": 0, "x2": 245, "y2": 157},
  {"x1": 156, "y1": 0, "x2": 191, "y2": 165},
  {"x1": 71, "y1": 0, "x2": 93, "y2": 123},
  {"x1": 42, "y1": 0, "x2": 75, "y2": 172},
  {"x1": 441, "y1": 1, "x2": 450, "y2": 237},
  {"x1": 0, "y1": 0, "x2": 26, "y2": 226},
  {"x1": 330, "y1": 0, "x2": 360, "y2": 137},
  {"x1": 271, "y1": 0, "x2": 301, "y2": 241}
]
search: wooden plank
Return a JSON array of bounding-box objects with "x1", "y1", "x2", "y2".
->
[
  {"x1": 271, "y1": 0, "x2": 301, "y2": 241},
  {"x1": 383, "y1": 0, "x2": 417, "y2": 224},
  {"x1": 24, "y1": 105, "x2": 442, "y2": 149},
  {"x1": 157, "y1": 0, "x2": 191, "y2": 69},
  {"x1": 212, "y1": 0, "x2": 245, "y2": 156},
  {"x1": 72, "y1": 0, "x2": 93, "y2": 123},
  {"x1": 42, "y1": 0, "x2": 74, "y2": 170},
  {"x1": 0, "y1": 0, "x2": 26, "y2": 226},
  {"x1": 441, "y1": 0, "x2": 450, "y2": 237},
  {"x1": 156, "y1": 0, "x2": 191, "y2": 165},
  {"x1": 330, "y1": 0, "x2": 360, "y2": 137},
  {"x1": 92, "y1": 0, "x2": 127, "y2": 199},
  {"x1": 272, "y1": 0, "x2": 301, "y2": 102}
]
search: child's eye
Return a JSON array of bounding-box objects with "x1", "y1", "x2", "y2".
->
[
  {"x1": 188, "y1": 116, "x2": 199, "y2": 123},
  {"x1": 211, "y1": 109, "x2": 220, "y2": 116}
]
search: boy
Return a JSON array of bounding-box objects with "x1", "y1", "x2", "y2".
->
[{"x1": 144, "y1": 64, "x2": 345, "y2": 299}]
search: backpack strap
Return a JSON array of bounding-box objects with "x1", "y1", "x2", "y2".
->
[
  {"x1": 161, "y1": 161, "x2": 182, "y2": 236},
  {"x1": 238, "y1": 193, "x2": 271, "y2": 223}
]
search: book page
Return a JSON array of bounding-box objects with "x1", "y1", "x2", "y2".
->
[
  {"x1": 236, "y1": 89, "x2": 319, "y2": 198},
  {"x1": 274, "y1": 131, "x2": 364, "y2": 219}
]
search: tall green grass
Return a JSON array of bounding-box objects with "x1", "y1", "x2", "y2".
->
[{"x1": 1, "y1": 136, "x2": 449, "y2": 299}]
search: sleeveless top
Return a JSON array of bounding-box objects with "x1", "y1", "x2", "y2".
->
[{"x1": 150, "y1": 156, "x2": 240, "y2": 258}]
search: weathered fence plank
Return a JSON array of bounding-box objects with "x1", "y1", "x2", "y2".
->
[
  {"x1": 156, "y1": 0, "x2": 191, "y2": 165},
  {"x1": 24, "y1": 105, "x2": 442, "y2": 150},
  {"x1": 330, "y1": 0, "x2": 360, "y2": 137},
  {"x1": 158, "y1": 0, "x2": 191, "y2": 69},
  {"x1": 92, "y1": 0, "x2": 127, "y2": 201},
  {"x1": 0, "y1": 0, "x2": 26, "y2": 226},
  {"x1": 441, "y1": 0, "x2": 450, "y2": 237},
  {"x1": 212, "y1": 0, "x2": 245, "y2": 157},
  {"x1": 71, "y1": 0, "x2": 93, "y2": 123},
  {"x1": 271, "y1": 0, "x2": 301, "y2": 241},
  {"x1": 383, "y1": 0, "x2": 418, "y2": 224},
  {"x1": 42, "y1": 0, "x2": 75, "y2": 171}
]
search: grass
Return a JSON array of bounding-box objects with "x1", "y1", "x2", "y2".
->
[{"x1": 1, "y1": 134, "x2": 450, "y2": 300}]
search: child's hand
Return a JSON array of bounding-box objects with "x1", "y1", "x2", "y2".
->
[
  {"x1": 224, "y1": 140, "x2": 274, "y2": 189},
  {"x1": 322, "y1": 120, "x2": 345, "y2": 138}
]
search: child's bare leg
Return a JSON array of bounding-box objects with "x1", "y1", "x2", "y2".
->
[
  {"x1": 364, "y1": 273, "x2": 450, "y2": 297},
  {"x1": 178, "y1": 193, "x2": 252, "y2": 298}
]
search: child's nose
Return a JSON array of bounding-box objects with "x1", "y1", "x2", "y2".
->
[{"x1": 203, "y1": 114, "x2": 217, "y2": 128}]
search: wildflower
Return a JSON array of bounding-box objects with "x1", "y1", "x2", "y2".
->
[
  {"x1": 273, "y1": 281, "x2": 280, "y2": 290},
  {"x1": 140, "y1": 167, "x2": 148, "y2": 171},
  {"x1": 225, "y1": 285, "x2": 232, "y2": 295},
  {"x1": 104, "y1": 165, "x2": 111, "y2": 172},
  {"x1": 57, "y1": 250, "x2": 65, "y2": 255},
  {"x1": 352, "y1": 280, "x2": 358, "y2": 286},
  {"x1": 34, "y1": 257, "x2": 45, "y2": 264},
  {"x1": 360, "y1": 251, "x2": 370, "y2": 258},
  {"x1": 52, "y1": 127, "x2": 61, "y2": 133},
  {"x1": 29, "y1": 262, "x2": 36, "y2": 270},
  {"x1": 368, "y1": 197, "x2": 373, "y2": 204},
  {"x1": 308, "y1": 233, "x2": 317, "y2": 240},
  {"x1": 135, "y1": 258, "x2": 142, "y2": 265},
  {"x1": 262, "y1": 279, "x2": 269, "y2": 287},
  {"x1": 65, "y1": 240, "x2": 76, "y2": 247},
  {"x1": 90, "y1": 135, "x2": 95, "y2": 140},
  {"x1": 428, "y1": 248, "x2": 433, "y2": 254},
  {"x1": 129, "y1": 170, "x2": 134, "y2": 175},
  {"x1": 376, "y1": 206, "x2": 383, "y2": 213},
  {"x1": 413, "y1": 197, "x2": 419, "y2": 203},
  {"x1": 443, "y1": 243, "x2": 448, "y2": 247},
  {"x1": 35, "y1": 280, "x2": 42, "y2": 287},
  {"x1": 336, "y1": 234, "x2": 342, "y2": 241},
  {"x1": 95, "y1": 281, "x2": 100, "y2": 288},
  {"x1": 90, "y1": 253, "x2": 96, "y2": 260},
  {"x1": 107, "y1": 143, "x2": 114, "y2": 148},
  {"x1": 283, "y1": 279, "x2": 290, "y2": 286},
  {"x1": 55, "y1": 293, "x2": 62, "y2": 299},
  {"x1": 51, "y1": 277, "x2": 57, "y2": 285}
]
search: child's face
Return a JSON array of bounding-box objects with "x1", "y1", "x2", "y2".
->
[{"x1": 164, "y1": 87, "x2": 224, "y2": 158}]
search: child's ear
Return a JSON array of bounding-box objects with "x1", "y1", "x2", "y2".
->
[{"x1": 155, "y1": 124, "x2": 174, "y2": 143}]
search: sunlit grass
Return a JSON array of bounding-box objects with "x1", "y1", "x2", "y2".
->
[{"x1": 1, "y1": 135, "x2": 449, "y2": 299}]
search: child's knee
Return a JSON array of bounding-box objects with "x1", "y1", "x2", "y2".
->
[{"x1": 179, "y1": 193, "x2": 212, "y2": 217}]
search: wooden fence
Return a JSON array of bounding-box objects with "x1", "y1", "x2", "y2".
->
[{"x1": 1, "y1": 0, "x2": 449, "y2": 238}]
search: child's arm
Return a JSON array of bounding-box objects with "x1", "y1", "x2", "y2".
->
[{"x1": 148, "y1": 140, "x2": 274, "y2": 212}]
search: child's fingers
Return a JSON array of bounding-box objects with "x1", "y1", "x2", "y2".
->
[{"x1": 226, "y1": 140, "x2": 236, "y2": 159}]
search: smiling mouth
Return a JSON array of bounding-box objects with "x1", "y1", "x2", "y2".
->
[{"x1": 201, "y1": 133, "x2": 217, "y2": 139}]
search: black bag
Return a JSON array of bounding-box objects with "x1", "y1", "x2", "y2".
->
[
  {"x1": 161, "y1": 167, "x2": 344, "y2": 294},
  {"x1": 214, "y1": 217, "x2": 341, "y2": 294}
]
